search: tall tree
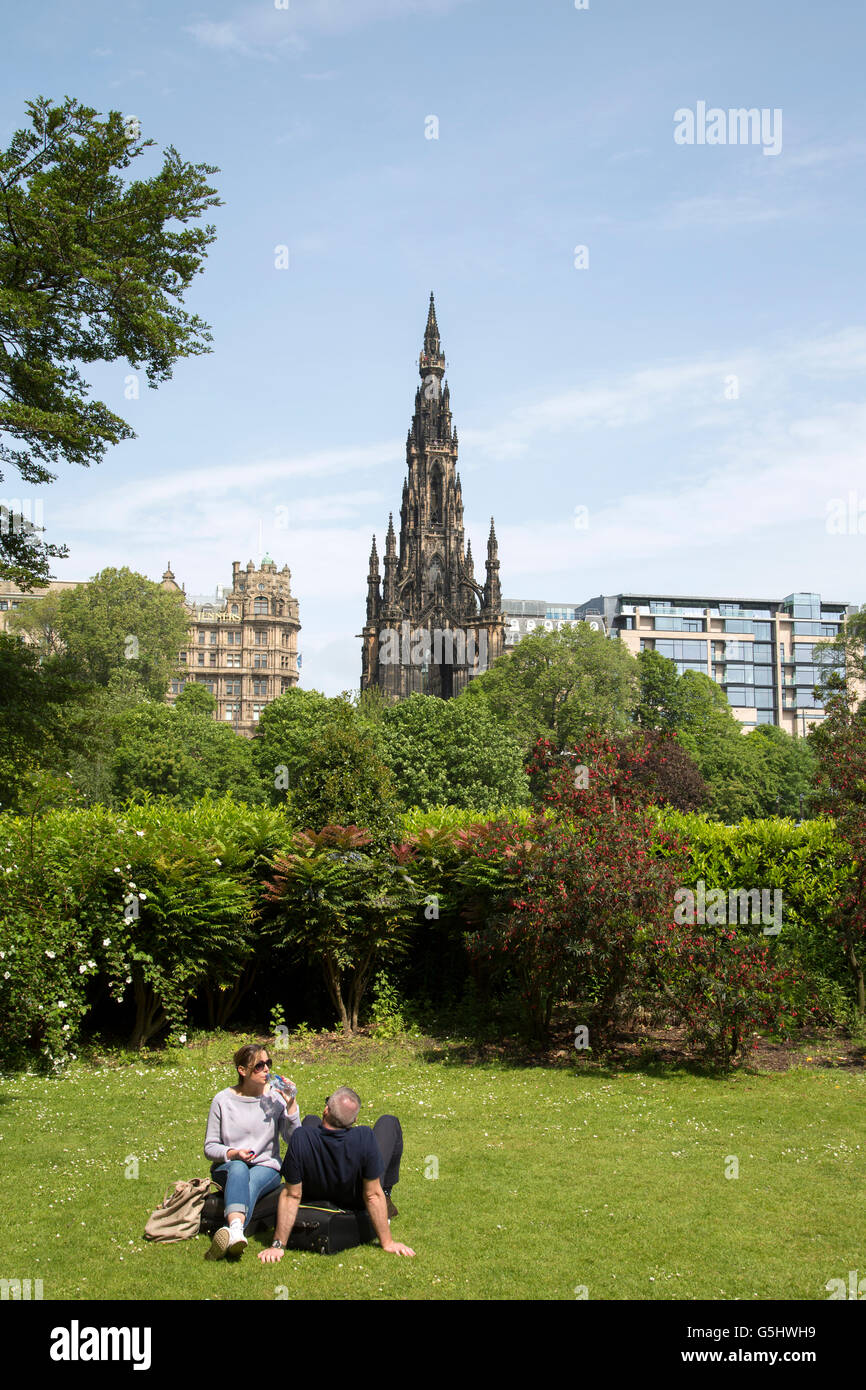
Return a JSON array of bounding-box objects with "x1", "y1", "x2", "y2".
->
[
  {"x1": 110, "y1": 701, "x2": 263, "y2": 807},
  {"x1": 0, "y1": 96, "x2": 220, "y2": 586},
  {"x1": 12, "y1": 566, "x2": 190, "y2": 699},
  {"x1": 252, "y1": 687, "x2": 357, "y2": 803},
  {"x1": 810, "y1": 678, "x2": 866, "y2": 1014},
  {"x1": 635, "y1": 648, "x2": 682, "y2": 732},
  {"x1": 463, "y1": 623, "x2": 639, "y2": 751},
  {"x1": 377, "y1": 692, "x2": 530, "y2": 811},
  {"x1": 0, "y1": 631, "x2": 70, "y2": 808}
]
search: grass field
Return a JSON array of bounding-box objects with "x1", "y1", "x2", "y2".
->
[{"x1": 1, "y1": 1035, "x2": 863, "y2": 1302}]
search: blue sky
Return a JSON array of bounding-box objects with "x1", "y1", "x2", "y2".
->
[{"x1": 3, "y1": 0, "x2": 865, "y2": 693}]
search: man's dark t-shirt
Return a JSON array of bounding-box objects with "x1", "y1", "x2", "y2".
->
[{"x1": 281, "y1": 1123, "x2": 384, "y2": 1210}]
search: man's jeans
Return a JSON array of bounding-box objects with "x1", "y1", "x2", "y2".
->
[{"x1": 210, "y1": 1159, "x2": 282, "y2": 1230}]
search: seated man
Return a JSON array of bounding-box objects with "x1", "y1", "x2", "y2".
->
[{"x1": 258, "y1": 1086, "x2": 415, "y2": 1262}]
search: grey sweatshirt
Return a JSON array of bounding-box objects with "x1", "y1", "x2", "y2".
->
[{"x1": 204, "y1": 1087, "x2": 302, "y2": 1171}]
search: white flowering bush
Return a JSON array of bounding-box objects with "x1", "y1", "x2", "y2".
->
[{"x1": 0, "y1": 806, "x2": 120, "y2": 1070}]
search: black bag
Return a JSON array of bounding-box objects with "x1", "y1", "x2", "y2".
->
[
  {"x1": 288, "y1": 1202, "x2": 374, "y2": 1255},
  {"x1": 199, "y1": 1186, "x2": 281, "y2": 1237},
  {"x1": 199, "y1": 1187, "x2": 374, "y2": 1255}
]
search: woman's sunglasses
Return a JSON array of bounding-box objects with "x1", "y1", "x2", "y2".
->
[{"x1": 252, "y1": 1058, "x2": 273, "y2": 1072}]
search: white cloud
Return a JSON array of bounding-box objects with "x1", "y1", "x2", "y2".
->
[
  {"x1": 662, "y1": 195, "x2": 791, "y2": 229},
  {"x1": 185, "y1": 0, "x2": 474, "y2": 58}
]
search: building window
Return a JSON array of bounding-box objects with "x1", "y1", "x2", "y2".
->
[
  {"x1": 209, "y1": 631, "x2": 217, "y2": 645},
  {"x1": 281, "y1": 678, "x2": 293, "y2": 692},
  {"x1": 199, "y1": 678, "x2": 217, "y2": 693},
  {"x1": 225, "y1": 679, "x2": 241, "y2": 696},
  {"x1": 224, "y1": 703, "x2": 241, "y2": 722},
  {"x1": 254, "y1": 654, "x2": 268, "y2": 669},
  {"x1": 252, "y1": 703, "x2": 267, "y2": 722},
  {"x1": 252, "y1": 679, "x2": 268, "y2": 696},
  {"x1": 655, "y1": 640, "x2": 707, "y2": 662},
  {"x1": 227, "y1": 630, "x2": 241, "y2": 645},
  {"x1": 231, "y1": 604, "x2": 239, "y2": 615},
  {"x1": 227, "y1": 653, "x2": 241, "y2": 668},
  {"x1": 254, "y1": 598, "x2": 268, "y2": 614},
  {"x1": 170, "y1": 679, "x2": 186, "y2": 695},
  {"x1": 254, "y1": 629, "x2": 267, "y2": 645},
  {"x1": 178, "y1": 651, "x2": 187, "y2": 663},
  {"x1": 0, "y1": 601, "x2": 7, "y2": 611},
  {"x1": 197, "y1": 653, "x2": 205, "y2": 666},
  {"x1": 197, "y1": 632, "x2": 205, "y2": 645},
  {"x1": 209, "y1": 652, "x2": 217, "y2": 666}
]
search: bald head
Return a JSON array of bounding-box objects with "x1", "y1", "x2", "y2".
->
[{"x1": 325, "y1": 1086, "x2": 361, "y2": 1129}]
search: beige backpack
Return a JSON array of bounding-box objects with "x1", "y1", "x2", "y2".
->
[{"x1": 144, "y1": 1179, "x2": 212, "y2": 1242}]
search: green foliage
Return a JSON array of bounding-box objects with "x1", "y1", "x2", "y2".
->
[
  {"x1": 635, "y1": 648, "x2": 682, "y2": 732},
  {"x1": 49, "y1": 669, "x2": 152, "y2": 806},
  {"x1": 366, "y1": 971, "x2": 415, "y2": 1038},
  {"x1": 0, "y1": 96, "x2": 220, "y2": 587},
  {"x1": 635, "y1": 663, "x2": 816, "y2": 821},
  {"x1": 0, "y1": 632, "x2": 70, "y2": 809},
  {"x1": 377, "y1": 694, "x2": 529, "y2": 811},
  {"x1": 269, "y1": 1001, "x2": 287, "y2": 1039},
  {"x1": 463, "y1": 623, "x2": 639, "y2": 751},
  {"x1": 110, "y1": 701, "x2": 263, "y2": 807},
  {"x1": 399, "y1": 804, "x2": 534, "y2": 836},
  {"x1": 0, "y1": 795, "x2": 296, "y2": 1064},
  {"x1": 0, "y1": 803, "x2": 121, "y2": 1069},
  {"x1": 263, "y1": 827, "x2": 423, "y2": 1035},
  {"x1": 289, "y1": 724, "x2": 401, "y2": 839},
  {"x1": 809, "y1": 680, "x2": 866, "y2": 1015},
  {"x1": 654, "y1": 809, "x2": 857, "y2": 1025},
  {"x1": 252, "y1": 688, "x2": 356, "y2": 804},
  {"x1": 13, "y1": 567, "x2": 191, "y2": 699},
  {"x1": 174, "y1": 682, "x2": 217, "y2": 716}
]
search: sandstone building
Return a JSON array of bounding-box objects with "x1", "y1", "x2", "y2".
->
[
  {"x1": 361, "y1": 294, "x2": 505, "y2": 698},
  {"x1": 166, "y1": 556, "x2": 300, "y2": 736}
]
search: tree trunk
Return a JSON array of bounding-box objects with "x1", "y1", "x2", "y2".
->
[
  {"x1": 847, "y1": 942, "x2": 865, "y2": 1016},
  {"x1": 204, "y1": 962, "x2": 258, "y2": 1030},
  {"x1": 322, "y1": 956, "x2": 351, "y2": 1036},
  {"x1": 348, "y1": 949, "x2": 376, "y2": 1034},
  {"x1": 129, "y1": 978, "x2": 167, "y2": 1050}
]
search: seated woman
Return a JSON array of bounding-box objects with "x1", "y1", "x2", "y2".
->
[{"x1": 204, "y1": 1042, "x2": 301, "y2": 1260}]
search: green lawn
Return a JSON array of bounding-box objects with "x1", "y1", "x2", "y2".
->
[{"x1": 2, "y1": 1036, "x2": 863, "y2": 1301}]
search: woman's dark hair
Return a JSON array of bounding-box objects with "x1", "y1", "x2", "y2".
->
[{"x1": 233, "y1": 1042, "x2": 266, "y2": 1084}]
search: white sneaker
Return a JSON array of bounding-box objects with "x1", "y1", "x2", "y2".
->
[{"x1": 226, "y1": 1224, "x2": 248, "y2": 1260}]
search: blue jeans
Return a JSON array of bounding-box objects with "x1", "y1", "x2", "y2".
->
[{"x1": 211, "y1": 1160, "x2": 282, "y2": 1231}]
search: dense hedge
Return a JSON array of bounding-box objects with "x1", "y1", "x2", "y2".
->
[
  {"x1": 0, "y1": 797, "x2": 859, "y2": 1071},
  {"x1": 653, "y1": 811, "x2": 857, "y2": 1025}
]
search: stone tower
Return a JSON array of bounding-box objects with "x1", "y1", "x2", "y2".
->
[{"x1": 361, "y1": 294, "x2": 505, "y2": 698}]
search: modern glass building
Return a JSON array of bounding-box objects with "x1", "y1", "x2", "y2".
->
[{"x1": 503, "y1": 592, "x2": 855, "y2": 735}]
